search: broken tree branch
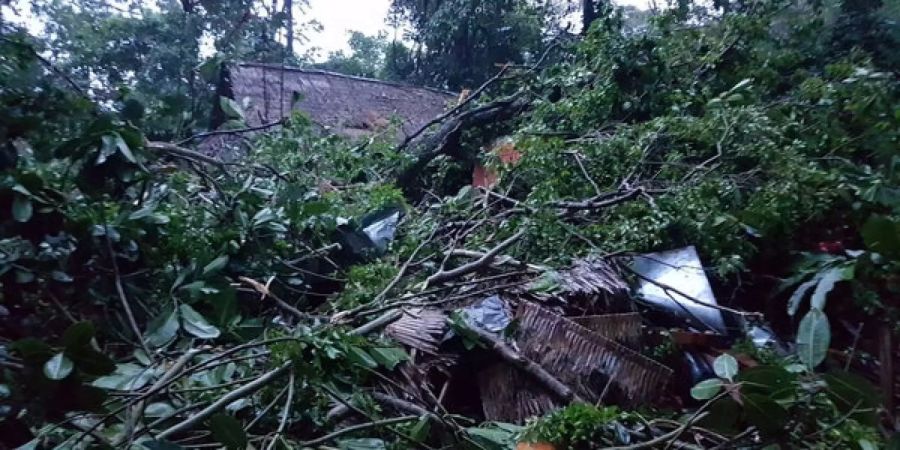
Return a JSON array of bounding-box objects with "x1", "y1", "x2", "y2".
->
[
  {"x1": 146, "y1": 141, "x2": 227, "y2": 169},
  {"x1": 396, "y1": 93, "x2": 531, "y2": 195},
  {"x1": 448, "y1": 249, "x2": 548, "y2": 272},
  {"x1": 399, "y1": 64, "x2": 512, "y2": 151},
  {"x1": 425, "y1": 230, "x2": 525, "y2": 286},
  {"x1": 156, "y1": 362, "x2": 293, "y2": 440},
  {"x1": 176, "y1": 118, "x2": 285, "y2": 145}
]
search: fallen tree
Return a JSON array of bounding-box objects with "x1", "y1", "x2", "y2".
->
[{"x1": 1, "y1": 1, "x2": 898, "y2": 450}]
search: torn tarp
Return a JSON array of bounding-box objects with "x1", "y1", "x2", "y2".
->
[
  {"x1": 630, "y1": 246, "x2": 727, "y2": 335},
  {"x1": 460, "y1": 295, "x2": 512, "y2": 334},
  {"x1": 361, "y1": 209, "x2": 401, "y2": 253}
]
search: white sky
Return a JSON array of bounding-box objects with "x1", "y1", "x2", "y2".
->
[
  {"x1": 305, "y1": 0, "x2": 653, "y2": 58},
  {"x1": 2, "y1": 0, "x2": 654, "y2": 60}
]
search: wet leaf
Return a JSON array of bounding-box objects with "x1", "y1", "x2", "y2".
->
[
  {"x1": 796, "y1": 308, "x2": 830, "y2": 369},
  {"x1": 62, "y1": 321, "x2": 95, "y2": 350},
  {"x1": 713, "y1": 353, "x2": 738, "y2": 381},
  {"x1": 12, "y1": 194, "x2": 32, "y2": 222},
  {"x1": 823, "y1": 370, "x2": 879, "y2": 426},
  {"x1": 208, "y1": 414, "x2": 246, "y2": 450},
  {"x1": 810, "y1": 266, "x2": 849, "y2": 310},
  {"x1": 43, "y1": 352, "x2": 74, "y2": 380},
  {"x1": 690, "y1": 378, "x2": 723, "y2": 400},
  {"x1": 146, "y1": 307, "x2": 179, "y2": 347},
  {"x1": 743, "y1": 393, "x2": 788, "y2": 435},
  {"x1": 369, "y1": 346, "x2": 409, "y2": 370},
  {"x1": 347, "y1": 346, "x2": 378, "y2": 368},
  {"x1": 179, "y1": 304, "x2": 220, "y2": 339},
  {"x1": 202, "y1": 255, "x2": 229, "y2": 276}
]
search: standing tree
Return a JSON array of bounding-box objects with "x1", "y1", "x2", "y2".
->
[
  {"x1": 389, "y1": 0, "x2": 546, "y2": 90},
  {"x1": 28, "y1": 0, "x2": 311, "y2": 139}
]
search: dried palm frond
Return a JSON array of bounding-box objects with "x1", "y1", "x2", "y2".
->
[
  {"x1": 570, "y1": 313, "x2": 642, "y2": 348},
  {"x1": 558, "y1": 257, "x2": 628, "y2": 298},
  {"x1": 515, "y1": 302, "x2": 671, "y2": 405},
  {"x1": 384, "y1": 308, "x2": 447, "y2": 354},
  {"x1": 478, "y1": 363, "x2": 559, "y2": 423}
]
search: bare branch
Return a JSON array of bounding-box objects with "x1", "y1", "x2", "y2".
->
[{"x1": 425, "y1": 230, "x2": 525, "y2": 286}]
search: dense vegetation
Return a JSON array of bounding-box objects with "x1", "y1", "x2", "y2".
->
[{"x1": 0, "y1": 0, "x2": 898, "y2": 449}]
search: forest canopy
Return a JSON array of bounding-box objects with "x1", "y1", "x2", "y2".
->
[{"x1": 0, "y1": 0, "x2": 898, "y2": 449}]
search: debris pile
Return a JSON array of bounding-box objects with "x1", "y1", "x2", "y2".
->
[{"x1": 353, "y1": 243, "x2": 769, "y2": 427}]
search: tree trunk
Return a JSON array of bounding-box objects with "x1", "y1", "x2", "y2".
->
[{"x1": 285, "y1": 0, "x2": 294, "y2": 54}]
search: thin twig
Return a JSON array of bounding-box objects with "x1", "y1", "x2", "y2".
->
[
  {"x1": 176, "y1": 119, "x2": 285, "y2": 145},
  {"x1": 104, "y1": 229, "x2": 152, "y2": 357},
  {"x1": 264, "y1": 369, "x2": 294, "y2": 450},
  {"x1": 156, "y1": 362, "x2": 293, "y2": 440},
  {"x1": 425, "y1": 230, "x2": 525, "y2": 286},
  {"x1": 300, "y1": 416, "x2": 419, "y2": 447}
]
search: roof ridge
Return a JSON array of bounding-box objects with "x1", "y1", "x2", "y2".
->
[{"x1": 235, "y1": 62, "x2": 457, "y2": 96}]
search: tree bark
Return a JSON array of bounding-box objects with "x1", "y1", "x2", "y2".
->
[
  {"x1": 285, "y1": 0, "x2": 294, "y2": 54},
  {"x1": 395, "y1": 93, "x2": 530, "y2": 197}
]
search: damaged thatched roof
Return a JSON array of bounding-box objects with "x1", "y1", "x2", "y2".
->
[{"x1": 219, "y1": 63, "x2": 455, "y2": 139}]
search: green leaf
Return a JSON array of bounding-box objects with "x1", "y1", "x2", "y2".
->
[
  {"x1": 121, "y1": 98, "x2": 145, "y2": 123},
  {"x1": 796, "y1": 308, "x2": 830, "y2": 369},
  {"x1": 219, "y1": 97, "x2": 245, "y2": 121},
  {"x1": 742, "y1": 393, "x2": 788, "y2": 435},
  {"x1": 145, "y1": 402, "x2": 176, "y2": 418},
  {"x1": 113, "y1": 132, "x2": 138, "y2": 164},
  {"x1": 823, "y1": 371, "x2": 879, "y2": 426},
  {"x1": 208, "y1": 284, "x2": 239, "y2": 327},
  {"x1": 10, "y1": 338, "x2": 54, "y2": 365},
  {"x1": 198, "y1": 57, "x2": 222, "y2": 83},
  {"x1": 347, "y1": 346, "x2": 378, "y2": 368},
  {"x1": 369, "y1": 346, "x2": 409, "y2": 370},
  {"x1": 466, "y1": 426, "x2": 519, "y2": 450},
  {"x1": 690, "y1": 378, "x2": 723, "y2": 400},
  {"x1": 146, "y1": 307, "x2": 180, "y2": 347},
  {"x1": 810, "y1": 266, "x2": 849, "y2": 310},
  {"x1": 338, "y1": 439, "x2": 387, "y2": 450},
  {"x1": 859, "y1": 439, "x2": 878, "y2": 450},
  {"x1": 736, "y1": 365, "x2": 796, "y2": 399},
  {"x1": 62, "y1": 321, "x2": 95, "y2": 350},
  {"x1": 93, "y1": 363, "x2": 159, "y2": 390},
  {"x1": 409, "y1": 416, "x2": 431, "y2": 442},
  {"x1": 43, "y1": 352, "x2": 74, "y2": 380},
  {"x1": 179, "y1": 304, "x2": 221, "y2": 339},
  {"x1": 787, "y1": 277, "x2": 817, "y2": 316},
  {"x1": 67, "y1": 347, "x2": 116, "y2": 376},
  {"x1": 208, "y1": 414, "x2": 247, "y2": 450},
  {"x1": 713, "y1": 353, "x2": 738, "y2": 381},
  {"x1": 98, "y1": 134, "x2": 118, "y2": 165},
  {"x1": 698, "y1": 397, "x2": 741, "y2": 433},
  {"x1": 12, "y1": 194, "x2": 33, "y2": 222},
  {"x1": 202, "y1": 255, "x2": 229, "y2": 276},
  {"x1": 862, "y1": 215, "x2": 900, "y2": 259}
]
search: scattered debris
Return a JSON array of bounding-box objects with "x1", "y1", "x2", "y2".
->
[
  {"x1": 461, "y1": 295, "x2": 513, "y2": 334},
  {"x1": 630, "y1": 246, "x2": 728, "y2": 334}
]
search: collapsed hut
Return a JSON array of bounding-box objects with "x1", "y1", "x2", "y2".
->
[{"x1": 200, "y1": 63, "x2": 455, "y2": 158}]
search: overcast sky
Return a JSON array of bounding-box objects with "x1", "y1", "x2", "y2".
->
[
  {"x1": 3, "y1": 0, "x2": 653, "y2": 60},
  {"x1": 305, "y1": 0, "x2": 653, "y2": 57}
]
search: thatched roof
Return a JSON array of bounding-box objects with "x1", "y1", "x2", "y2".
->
[{"x1": 220, "y1": 63, "x2": 455, "y2": 139}]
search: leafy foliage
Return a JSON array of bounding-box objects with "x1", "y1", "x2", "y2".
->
[{"x1": 0, "y1": 0, "x2": 898, "y2": 448}]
